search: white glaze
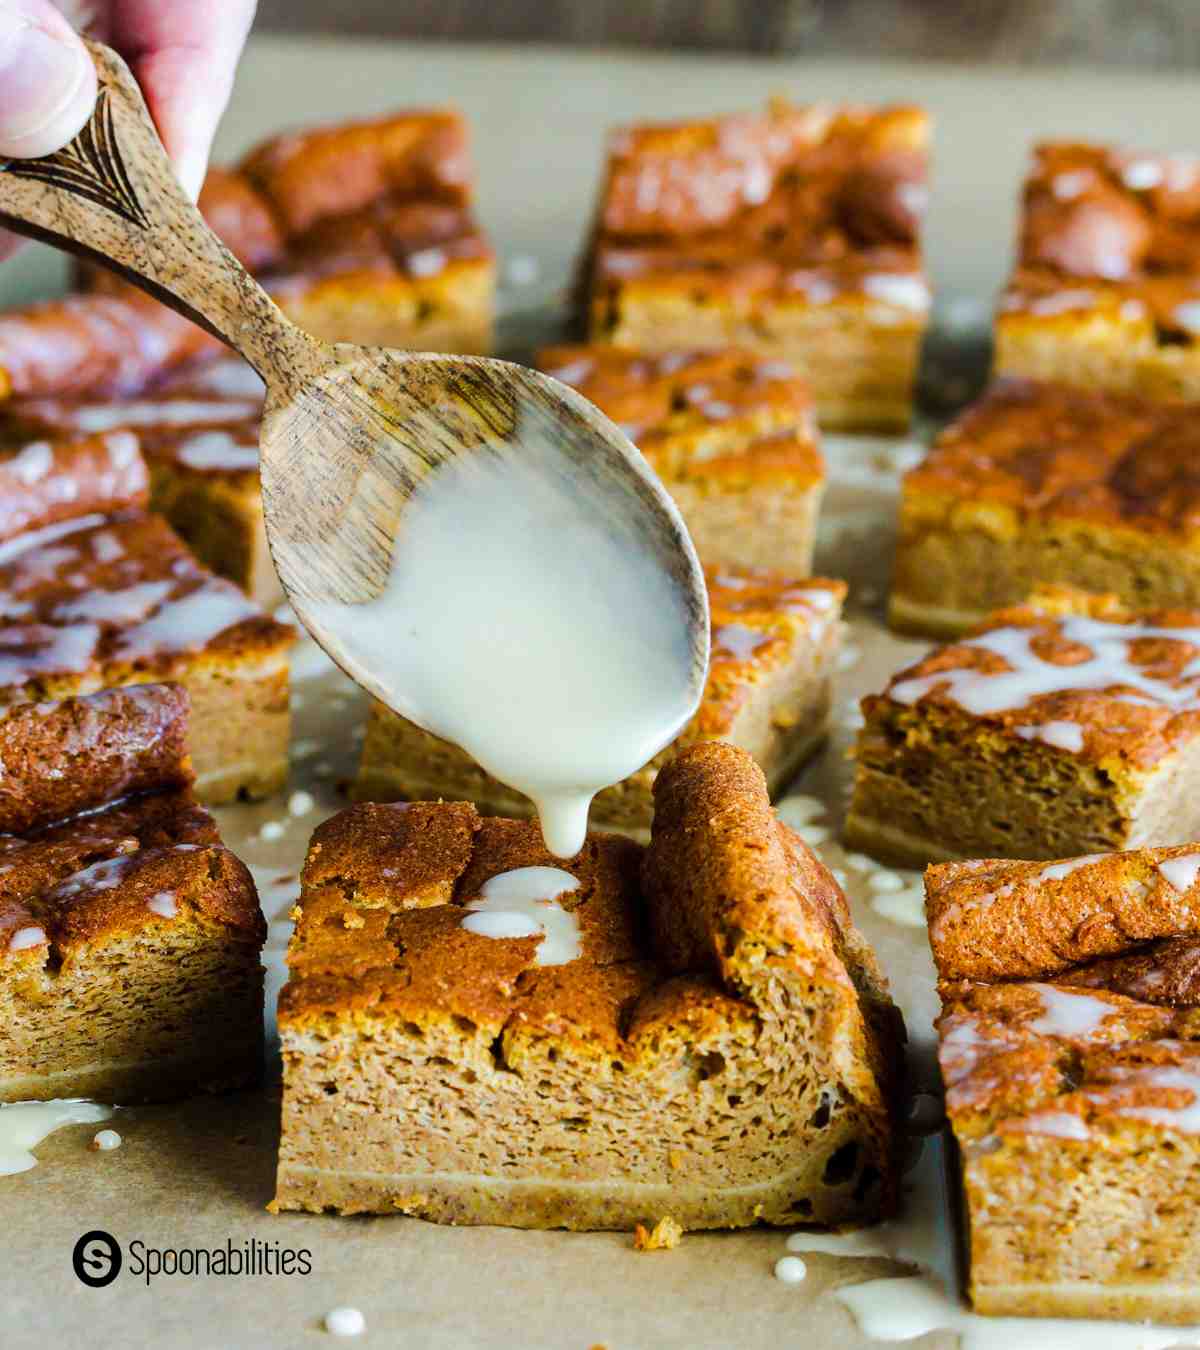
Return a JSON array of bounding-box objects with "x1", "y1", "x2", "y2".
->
[
  {"x1": 324, "y1": 1307, "x2": 366, "y2": 1338},
  {"x1": 1172, "y1": 301, "x2": 1200, "y2": 336},
  {"x1": 1158, "y1": 853, "x2": 1200, "y2": 893},
  {"x1": 146, "y1": 892, "x2": 177, "y2": 919},
  {"x1": 773, "y1": 1255, "x2": 807, "y2": 1284},
  {"x1": 862, "y1": 274, "x2": 931, "y2": 313},
  {"x1": 1011, "y1": 1110, "x2": 1092, "y2": 1142},
  {"x1": 10, "y1": 441, "x2": 52, "y2": 485},
  {"x1": 1051, "y1": 169, "x2": 1091, "y2": 200},
  {"x1": 1121, "y1": 158, "x2": 1164, "y2": 190},
  {"x1": 54, "y1": 398, "x2": 260, "y2": 432},
  {"x1": 0, "y1": 1099, "x2": 112, "y2": 1174},
  {"x1": 92, "y1": 1129, "x2": 122, "y2": 1151},
  {"x1": 8, "y1": 925, "x2": 46, "y2": 952},
  {"x1": 307, "y1": 431, "x2": 702, "y2": 857},
  {"x1": 891, "y1": 614, "x2": 1200, "y2": 717},
  {"x1": 1015, "y1": 720, "x2": 1085, "y2": 753},
  {"x1": 462, "y1": 867, "x2": 581, "y2": 965},
  {"x1": 871, "y1": 885, "x2": 927, "y2": 929},
  {"x1": 1027, "y1": 984, "x2": 1114, "y2": 1039},
  {"x1": 116, "y1": 582, "x2": 257, "y2": 659},
  {"x1": 0, "y1": 511, "x2": 106, "y2": 566},
  {"x1": 176, "y1": 430, "x2": 260, "y2": 473}
]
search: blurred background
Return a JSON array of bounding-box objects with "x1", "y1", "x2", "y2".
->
[{"x1": 254, "y1": 0, "x2": 1200, "y2": 69}]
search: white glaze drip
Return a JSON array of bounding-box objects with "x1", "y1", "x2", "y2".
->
[
  {"x1": 175, "y1": 430, "x2": 260, "y2": 473},
  {"x1": 1027, "y1": 984, "x2": 1114, "y2": 1039},
  {"x1": 1158, "y1": 853, "x2": 1200, "y2": 892},
  {"x1": 462, "y1": 867, "x2": 581, "y2": 966},
  {"x1": 0, "y1": 1099, "x2": 112, "y2": 1175}
]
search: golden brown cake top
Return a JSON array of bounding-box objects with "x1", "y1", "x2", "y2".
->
[
  {"x1": 238, "y1": 110, "x2": 474, "y2": 233},
  {"x1": 280, "y1": 744, "x2": 899, "y2": 1081},
  {"x1": 0, "y1": 683, "x2": 192, "y2": 834},
  {"x1": 874, "y1": 584, "x2": 1200, "y2": 769},
  {"x1": 1002, "y1": 141, "x2": 1200, "y2": 340},
  {"x1": 698, "y1": 565, "x2": 844, "y2": 740},
  {"x1": 196, "y1": 109, "x2": 493, "y2": 289},
  {"x1": 0, "y1": 431, "x2": 147, "y2": 544},
  {"x1": 0, "y1": 503, "x2": 293, "y2": 696},
  {"x1": 927, "y1": 845, "x2": 1200, "y2": 984},
  {"x1": 590, "y1": 99, "x2": 928, "y2": 305},
  {"x1": 1020, "y1": 141, "x2": 1200, "y2": 282},
  {"x1": 536, "y1": 344, "x2": 823, "y2": 483},
  {"x1": 905, "y1": 378, "x2": 1200, "y2": 537},
  {"x1": 0, "y1": 292, "x2": 223, "y2": 403},
  {"x1": 0, "y1": 685, "x2": 264, "y2": 967}
]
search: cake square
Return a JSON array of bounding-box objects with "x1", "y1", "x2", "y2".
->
[
  {"x1": 890, "y1": 377, "x2": 1200, "y2": 638},
  {"x1": 579, "y1": 99, "x2": 930, "y2": 430},
  {"x1": 929, "y1": 846, "x2": 1200, "y2": 1321},
  {"x1": 354, "y1": 566, "x2": 845, "y2": 833},
  {"x1": 996, "y1": 141, "x2": 1200, "y2": 403},
  {"x1": 0, "y1": 683, "x2": 266, "y2": 1103},
  {"x1": 0, "y1": 430, "x2": 294, "y2": 803},
  {"x1": 84, "y1": 110, "x2": 495, "y2": 355},
  {"x1": 846, "y1": 585, "x2": 1200, "y2": 867},
  {"x1": 7, "y1": 355, "x2": 277, "y2": 607},
  {"x1": 274, "y1": 742, "x2": 903, "y2": 1228},
  {"x1": 536, "y1": 345, "x2": 825, "y2": 574}
]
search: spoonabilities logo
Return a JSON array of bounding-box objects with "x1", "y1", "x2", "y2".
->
[{"x1": 72, "y1": 1230, "x2": 122, "y2": 1288}]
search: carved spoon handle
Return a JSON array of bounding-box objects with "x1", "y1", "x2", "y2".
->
[{"x1": 0, "y1": 38, "x2": 316, "y2": 386}]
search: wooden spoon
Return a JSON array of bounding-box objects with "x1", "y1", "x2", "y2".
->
[{"x1": 0, "y1": 41, "x2": 709, "y2": 728}]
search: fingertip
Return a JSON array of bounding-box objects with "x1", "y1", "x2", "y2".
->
[{"x1": 0, "y1": 4, "x2": 97, "y2": 158}]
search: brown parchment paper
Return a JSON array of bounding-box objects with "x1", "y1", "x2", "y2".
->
[{"x1": 6, "y1": 32, "x2": 1200, "y2": 1350}]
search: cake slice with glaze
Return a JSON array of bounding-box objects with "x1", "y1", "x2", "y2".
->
[
  {"x1": 890, "y1": 377, "x2": 1200, "y2": 639},
  {"x1": 579, "y1": 99, "x2": 930, "y2": 430},
  {"x1": 274, "y1": 741, "x2": 904, "y2": 1229},
  {"x1": 996, "y1": 140, "x2": 1200, "y2": 404},
  {"x1": 929, "y1": 845, "x2": 1200, "y2": 1321},
  {"x1": 0, "y1": 683, "x2": 266, "y2": 1103},
  {"x1": 846, "y1": 584, "x2": 1200, "y2": 866}
]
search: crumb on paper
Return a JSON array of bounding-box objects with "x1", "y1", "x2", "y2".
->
[{"x1": 634, "y1": 1215, "x2": 683, "y2": 1251}]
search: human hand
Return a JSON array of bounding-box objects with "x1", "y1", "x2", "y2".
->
[{"x1": 0, "y1": 0, "x2": 256, "y2": 256}]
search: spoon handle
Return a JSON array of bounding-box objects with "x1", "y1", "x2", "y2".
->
[{"x1": 0, "y1": 39, "x2": 317, "y2": 386}]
